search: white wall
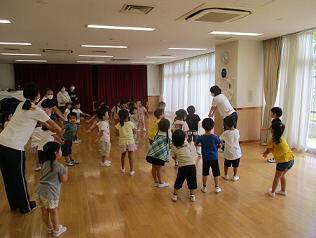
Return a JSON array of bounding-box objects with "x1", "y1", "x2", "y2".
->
[
  {"x1": 0, "y1": 63, "x2": 15, "y2": 89},
  {"x1": 147, "y1": 65, "x2": 160, "y2": 96}
]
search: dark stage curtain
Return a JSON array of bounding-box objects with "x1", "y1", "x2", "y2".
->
[
  {"x1": 14, "y1": 64, "x2": 93, "y2": 114},
  {"x1": 98, "y1": 65, "x2": 147, "y2": 109}
]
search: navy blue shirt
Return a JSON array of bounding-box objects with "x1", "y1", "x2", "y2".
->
[
  {"x1": 62, "y1": 123, "x2": 77, "y2": 141},
  {"x1": 195, "y1": 134, "x2": 222, "y2": 161}
]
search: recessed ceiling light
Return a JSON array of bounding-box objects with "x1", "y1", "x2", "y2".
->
[
  {"x1": 78, "y1": 55, "x2": 113, "y2": 58},
  {"x1": 77, "y1": 61, "x2": 105, "y2": 63},
  {"x1": 145, "y1": 56, "x2": 176, "y2": 59},
  {"x1": 87, "y1": 25, "x2": 155, "y2": 31},
  {"x1": 168, "y1": 48, "x2": 206, "y2": 51},
  {"x1": 1, "y1": 53, "x2": 41, "y2": 56},
  {"x1": 81, "y1": 45, "x2": 127, "y2": 49},
  {"x1": 15, "y1": 60, "x2": 47, "y2": 62},
  {"x1": 0, "y1": 42, "x2": 32, "y2": 45},
  {"x1": 0, "y1": 19, "x2": 11, "y2": 24},
  {"x1": 208, "y1": 31, "x2": 262, "y2": 36},
  {"x1": 131, "y1": 62, "x2": 156, "y2": 64}
]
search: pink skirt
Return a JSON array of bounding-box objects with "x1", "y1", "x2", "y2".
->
[
  {"x1": 30, "y1": 146, "x2": 38, "y2": 153},
  {"x1": 119, "y1": 144, "x2": 137, "y2": 153}
]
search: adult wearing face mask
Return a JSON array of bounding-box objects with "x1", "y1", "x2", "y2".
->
[
  {"x1": 208, "y1": 85, "x2": 238, "y2": 130},
  {"x1": 68, "y1": 84, "x2": 78, "y2": 102}
]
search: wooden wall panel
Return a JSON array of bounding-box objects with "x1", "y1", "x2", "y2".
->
[{"x1": 147, "y1": 96, "x2": 160, "y2": 112}]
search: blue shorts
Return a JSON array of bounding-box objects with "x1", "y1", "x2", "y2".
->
[
  {"x1": 276, "y1": 159, "x2": 294, "y2": 172},
  {"x1": 61, "y1": 140, "x2": 72, "y2": 156}
]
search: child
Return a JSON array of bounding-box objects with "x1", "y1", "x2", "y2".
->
[
  {"x1": 91, "y1": 107, "x2": 111, "y2": 167},
  {"x1": 186, "y1": 105, "x2": 201, "y2": 155},
  {"x1": 34, "y1": 142, "x2": 68, "y2": 237},
  {"x1": 137, "y1": 100, "x2": 149, "y2": 131},
  {"x1": 148, "y1": 109, "x2": 164, "y2": 145},
  {"x1": 72, "y1": 100, "x2": 90, "y2": 143},
  {"x1": 158, "y1": 101, "x2": 166, "y2": 111},
  {"x1": 171, "y1": 109, "x2": 189, "y2": 167},
  {"x1": 31, "y1": 123, "x2": 43, "y2": 171},
  {"x1": 261, "y1": 107, "x2": 283, "y2": 163},
  {"x1": 195, "y1": 118, "x2": 222, "y2": 194},
  {"x1": 219, "y1": 115, "x2": 242, "y2": 181},
  {"x1": 262, "y1": 122, "x2": 295, "y2": 197},
  {"x1": 130, "y1": 107, "x2": 140, "y2": 144},
  {"x1": 146, "y1": 119, "x2": 171, "y2": 188},
  {"x1": 171, "y1": 130, "x2": 197, "y2": 202},
  {"x1": 125, "y1": 97, "x2": 131, "y2": 110},
  {"x1": 1, "y1": 111, "x2": 12, "y2": 129},
  {"x1": 61, "y1": 112, "x2": 79, "y2": 166},
  {"x1": 63, "y1": 103, "x2": 72, "y2": 124},
  {"x1": 111, "y1": 99, "x2": 120, "y2": 125},
  {"x1": 115, "y1": 109, "x2": 137, "y2": 175},
  {"x1": 120, "y1": 100, "x2": 128, "y2": 110}
]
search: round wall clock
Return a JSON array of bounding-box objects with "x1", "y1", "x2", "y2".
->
[
  {"x1": 221, "y1": 51, "x2": 229, "y2": 64},
  {"x1": 221, "y1": 68, "x2": 228, "y2": 78}
]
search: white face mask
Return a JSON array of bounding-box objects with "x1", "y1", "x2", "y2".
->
[
  {"x1": 47, "y1": 95, "x2": 53, "y2": 100},
  {"x1": 71, "y1": 86, "x2": 75, "y2": 90}
]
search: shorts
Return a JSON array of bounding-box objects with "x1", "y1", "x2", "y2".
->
[
  {"x1": 146, "y1": 156, "x2": 165, "y2": 166},
  {"x1": 187, "y1": 130, "x2": 199, "y2": 142},
  {"x1": 119, "y1": 143, "x2": 137, "y2": 153},
  {"x1": 148, "y1": 139, "x2": 154, "y2": 145},
  {"x1": 98, "y1": 140, "x2": 111, "y2": 157},
  {"x1": 65, "y1": 121, "x2": 69, "y2": 124},
  {"x1": 174, "y1": 164, "x2": 197, "y2": 190},
  {"x1": 276, "y1": 159, "x2": 294, "y2": 172},
  {"x1": 38, "y1": 150, "x2": 45, "y2": 164},
  {"x1": 61, "y1": 140, "x2": 72, "y2": 156},
  {"x1": 35, "y1": 193, "x2": 59, "y2": 209},
  {"x1": 202, "y1": 160, "x2": 220, "y2": 177},
  {"x1": 58, "y1": 106, "x2": 66, "y2": 114},
  {"x1": 224, "y1": 158, "x2": 240, "y2": 168},
  {"x1": 30, "y1": 146, "x2": 38, "y2": 153}
]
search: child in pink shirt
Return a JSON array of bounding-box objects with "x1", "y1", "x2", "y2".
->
[{"x1": 136, "y1": 100, "x2": 149, "y2": 132}]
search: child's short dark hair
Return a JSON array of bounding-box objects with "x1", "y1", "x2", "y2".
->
[
  {"x1": 97, "y1": 107, "x2": 108, "y2": 119},
  {"x1": 73, "y1": 100, "x2": 80, "y2": 107},
  {"x1": 271, "y1": 107, "x2": 282, "y2": 117},
  {"x1": 65, "y1": 102, "x2": 72, "y2": 107},
  {"x1": 125, "y1": 97, "x2": 131, "y2": 103},
  {"x1": 224, "y1": 115, "x2": 235, "y2": 128},
  {"x1": 175, "y1": 109, "x2": 187, "y2": 120},
  {"x1": 130, "y1": 107, "x2": 137, "y2": 113},
  {"x1": 120, "y1": 100, "x2": 127, "y2": 106},
  {"x1": 138, "y1": 100, "x2": 144, "y2": 106},
  {"x1": 58, "y1": 84, "x2": 64, "y2": 91},
  {"x1": 154, "y1": 109, "x2": 164, "y2": 119},
  {"x1": 172, "y1": 129, "x2": 185, "y2": 147},
  {"x1": 45, "y1": 88, "x2": 53, "y2": 94},
  {"x1": 158, "y1": 101, "x2": 166, "y2": 107},
  {"x1": 210, "y1": 86, "x2": 221, "y2": 96},
  {"x1": 68, "y1": 112, "x2": 77, "y2": 120},
  {"x1": 202, "y1": 118, "x2": 214, "y2": 131},
  {"x1": 98, "y1": 100, "x2": 104, "y2": 105},
  {"x1": 187, "y1": 105, "x2": 195, "y2": 115}
]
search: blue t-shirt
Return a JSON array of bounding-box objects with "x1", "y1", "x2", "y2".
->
[
  {"x1": 62, "y1": 123, "x2": 77, "y2": 141},
  {"x1": 195, "y1": 134, "x2": 222, "y2": 161}
]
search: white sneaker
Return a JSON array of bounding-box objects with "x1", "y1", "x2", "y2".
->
[
  {"x1": 268, "y1": 188, "x2": 275, "y2": 197},
  {"x1": 53, "y1": 225, "x2": 67, "y2": 237},
  {"x1": 137, "y1": 129, "x2": 140, "y2": 132},
  {"x1": 73, "y1": 139, "x2": 81, "y2": 144},
  {"x1": 158, "y1": 182, "x2": 169, "y2": 188},
  {"x1": 48, "y1": 225, "x2": 62, "y2": 234},
  {"x1": 35, "y1": 167, "x2": 41, "y2": 171},
  {"x1": 232, "y1": 175, "x2": 239, "y2": 181},
  {"x1": 223, "y1": 174, "x2": 229, "y2": 180},
  {"x1": 143, "y1": 128, "x2": 146, "y2": 131},
  {"x1": 130, "y1": 170, "x2": 135, "y2": 176},
  {"x1": 154, "y1": 182, "x2": 159, "y2": 187},
  {"x1": 171, "y1": 194, "x2": 177, "y2": 201},
  {"x1": 196, "y1": 148, "x2": 201, "y2": 155},
  {"x1": 275, "y1": 190, "x2": 287, "y2": 196},
  {"x1": 101, "y1": 162, "x2": 111, "y2": 167},
  {"x1": 120, "y1": 167, "x2": 125, "y2": 173},
  {"x1": 105, "y1": 160, "x2": 111, "y2": 164},
  {"x1": 135, "y1": 141, "x2": 139, "y2": 144},
  {"x1": 215, "y1": 187, "x2": 221, "y2": 193},
  {"x1": 201, "y1": 186, "x2": 207, "y2": 193},
  {"x1": 98, "y1": 148, "x2": 101, "y2": 152},
  {"x1": 218, "y1": 148, "x2": 224, "y2": 152},
  {"x1": 189, "y1": 195, "x2": 195, "y2": 202}
]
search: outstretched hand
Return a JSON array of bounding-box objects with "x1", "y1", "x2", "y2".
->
[{"x1": 94, "y1": 138, "x2": 99, "y2": 143}]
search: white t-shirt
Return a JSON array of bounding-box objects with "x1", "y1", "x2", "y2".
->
[
  {"x1": 212, "y1": 94, "x2": 235, "y2": 118},
  {"x1": 64, "y1": 108, "x2": 70, "y2": 121},
  {"x1": 219, "y1": 129, "x2": 242, "y2": 160},
  {"x1": 4, "y1": 121, "x2": 9, "y2": 128},
  {"x1": 31, "y1": 127, "x2": 43, "y2": 148},
  {"x1": 170, "y1": 142, "x2": 194, "y2": 167},
  {"x1": 97, "y1": 121, "x2": 110, "y2": 142},
  {"x1": 0, "y1": 102, "x2": 50, "y2": 151},
  {"x1": 38, "y1": 130, "x2": 56, "y2": 151},
  {"x1": 171, "y1": 120, "x2": 189, "y2": 132},
  {"x1": 72, "y1": 109, "x2": 82, "y2": 123}
]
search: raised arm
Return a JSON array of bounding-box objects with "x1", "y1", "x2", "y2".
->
[
  {"x1": 208, "y1": 106, "x2": 217, "y2": 118},
  {"x1": 40, "y1": 119, "x2": 61, "y2": 134}
]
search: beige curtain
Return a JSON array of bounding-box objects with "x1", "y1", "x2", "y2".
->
[
  {"x1": 158, "y1": 64, "x2": 164, "y2": 101},
  {"x1": 260, "y1": 37, "x2": 283, "y2": 144}
]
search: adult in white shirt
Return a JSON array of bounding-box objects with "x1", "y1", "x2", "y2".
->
[
  {"x1": 208, "y1": 85, "x2": 238, "y2": 129},
  {"x1": 0, "y1": 83, "x2": 61, "y2": 214},
  {"x1": 57, "y1": 84, "x2": 71, "y2": 127}
]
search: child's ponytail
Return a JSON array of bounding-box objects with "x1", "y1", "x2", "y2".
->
[
  {"x1": 43, "y1": 141, "x2": 60, "y2": 172},
  {"x1": 271, "y1": 122, "x2": 285, "y2": 145},
  {"x1": 22, "y1": 83, "x2": 40, "y2": 110},
  {"x1": 158, "y1": 119, "x2": 170, "y2": 145},
  {"x1": 118, "y1": 109, "x2": 129, "y2": 127}
]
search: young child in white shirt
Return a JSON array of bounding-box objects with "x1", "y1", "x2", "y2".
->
[
  {"x1": 130, "y1": 107, "x2": 140, "y2": 144},
  {"x1": 63, "y1": 103, "x2": 72, "y2": 124},
  {"x1": 1, "y1": 111, "x2": 12, "y2": 130},
  {"x1": 72, "y1": 101, "x2": 90, "y2": 143},
  {"x1": 219, "y1": 115, "x2": 242, "y2": 181},
  {"x1": 136, "y1": 100, "x2": 149, "y2": 131},
  {"x1": 31, "y1": 123, "x2": 43, "y2": 171}
]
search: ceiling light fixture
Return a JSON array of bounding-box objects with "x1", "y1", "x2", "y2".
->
[
  {"x1": 1, "y1": 53, "x2": 41, "y2": 56},
  {"x1": 77, "y1": 61, "x2": 105, "y2": 63},
  {"x1": 0, "y1": 19, "x2": 11, "y2": 24},
  {"x1": 87, "y1": 25, "x2": 155, "y2": 31},
  {"x1": 81, "y1": 45, "x2": 127, "y2": 49},
  {"x1": 145, "y1": 56, "x2": 176, "y2": 59},
  {"x1": 0, "y1": 42, "x2": 32, "y2": 45},
  {"x1": 168, "y1": 48, "x2": 206, "y2": 51},
  {"x1": 78, "y1": 55, "x2": 113, "y2": 58},
  {"x1": 131, "y1": 62, "x2": 156, "y2": 64},
  {"x1": 208, "y1": 31, "x2": 262, "y2": 36},
  {"x1": 15, "y1": 60, "x2": 47, "y2": 62}
]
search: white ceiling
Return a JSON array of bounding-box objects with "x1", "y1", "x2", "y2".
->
[{"x1": 0, "y1": 0, "x2": 315, "y2": 65}]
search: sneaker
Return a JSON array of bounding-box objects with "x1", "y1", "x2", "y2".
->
[
  {"x1": 154, "y1": 182, "x2": 159, "y2": 187},
  {"x1": 223, "y1": 174, "x2": 229, "y2": 180},
  {"x1": 135, "y1": 141, "x2": 139, "y2": 144},
  {"x1": 71, "y1": 159, "x2": 79, "y2": 164},
  {"x1": 218, "y1": 148, "x2": 224, "y2": 153},
  {"x1": 158, "y1": 182, "x2": 169, "y2": 188},
  {"x1": 98, "y1": 148, "x2": 101, "y2": 152},
  {"x1": 171, "y1": 194, "x2": 177, "y2": 202},
  {"x1": 73, "y1": 139, "x2": 81, "y2": 144},
  {"x1": 201, "y1": 186, "x2": 207, "y2": 193},
  {"x1": 53, "y1": 225, "x2": 67, "y2": 237},
  {"x1": 232, "y1": 175, "x2": 239, "y2": 181},
  {"x1": 66, "y1": 162, "x2": 75, "y2": 166},
  {"x1": 215, "y1": 187, "x2": 221, "y2": 193},
  {"x1": 35, "y1": 167, "x2": 41, "y2": 171},
  {"x1": 189, "y1": 195, "x2": 195, "y2": 202},
  {"x1": 101, "y1": 162, "x2": 111, "y2": 167},
  {"x1": 130, "y1": 170, "x2": 135, "y2": 176},
  {"x1": 137, "y1": 129, "x2": 140, "y2": 132},
  {"x1": 48, "y1": 225, "x2": 62, "y2": 234},
  {"x1": 267, "y1": 158, "x2": 276, "y2": 163},
  {"x1": 120, "y1": 167, "x2": 125, "y2": 173},
  {"x1": 143, "y1": 128, "x2": 146, "y2": 131},
  {"x1": 268, "y1": 188, "x2": 275, "y2": 197},
  {"x1": 196, "y1": 148, "x2": 201, "y2": 156},
  {"x1": 105, "y1": 160, "x2": 111, "y2": 164},
  {"x1": 275, "y1": 190, "x2": 287, "y2": 196}
]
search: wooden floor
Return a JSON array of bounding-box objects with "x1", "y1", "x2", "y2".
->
[{"x1": 1, "y1": 114, "x2": 316, "y2": 238}]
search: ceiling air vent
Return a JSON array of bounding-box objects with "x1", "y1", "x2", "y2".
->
[
  {"x1": 4, "y1": 48, "x2": 21, "y2": 51},
  {"x1": 92, "y1": 50, "x2": 107, "y2": 53},
  {"x1": 42, "y1": 49, "x2": 73, "y2": 54},
  {"x1": 210, "y1": 36, "x2": 232, "y2": 40},
  {"x1": 120, "y1": 4, "x2": 154, "y2": 14},
  {"x1": 111, "y1": 58, "x2": 133, "y2": 62}
]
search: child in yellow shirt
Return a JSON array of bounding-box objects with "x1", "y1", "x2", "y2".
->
[{"x1": 148, "y1": 109, "x2": 164, "y2": 145}]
